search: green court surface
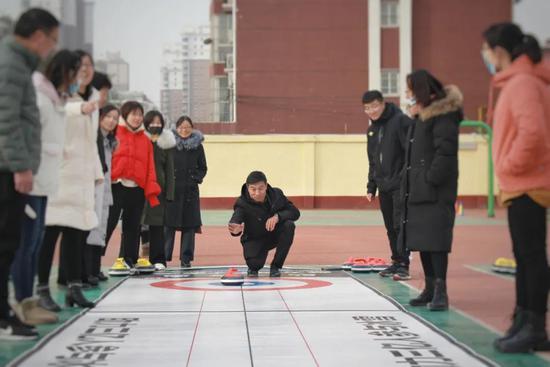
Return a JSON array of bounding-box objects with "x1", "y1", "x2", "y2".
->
[{"x1": 203, "y1": 209, "x2": 509, "y2": 226}]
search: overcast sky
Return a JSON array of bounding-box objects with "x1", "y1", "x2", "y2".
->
[
  {"x1": 2, "y1": 0, "x2": 550, "y2": 106},
  {"x1": 93, "y1": 0, "x2": 210, "y2": 105}
]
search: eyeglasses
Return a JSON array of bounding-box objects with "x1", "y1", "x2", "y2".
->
[{"x1": 364, "y1": 104, "x2": 382, "y2": 112}]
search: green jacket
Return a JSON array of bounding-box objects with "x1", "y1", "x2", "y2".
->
[{"x1": 0, "y1": 35, "x2": 41, "y2": 173}]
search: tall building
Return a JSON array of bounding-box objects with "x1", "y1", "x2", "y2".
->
[
  {"x1": 160, "y1": 26, "x2": 213, "y2": 124},
  {"x1": 22, "y1": 0, "x2": 93, "y2": 54},
  {"x1": 160, "y1": 45, "x2": 185, "y2": 125},
  {"x1": 202, "y1": 0, "x2": 511, "y2": 134},
  {"x1": 209, "y1": 0, "x2": 234, "y2": 122},
  {"x1": 95, "y1": 51, "x2": 130, "y2": 92}
]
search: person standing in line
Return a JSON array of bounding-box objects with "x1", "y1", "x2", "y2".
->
[
  {"x1": 10, "y1": 50, "x2": 80, "y2": 326},
  {"x1": 104, "y1": 101, "x2": 161, "y2": 274},
  {"x1": 401, "y1": 70, "x2": 463, "y2": 312},
  {"x1": 482, "y1": 22, "x2": 550, "y2": 353},
  {"x1": 141, "y1": 111, "x2": 175, "y2": 270},
  {"x1": 0, "y1": 8, "x2": 59, "y2": 340},
  {"x1": 363, "y1": 90, "x2": 413, "y2": 280},
  {"x1": 85, "y1": 105, "x2": 119, "y2": 283},
  {"x1": 164, "y1": 116, "x2": 207, "y2": 268},
  {"x1": 36, "y1": 48, "x2": 101, "y2": 310}
]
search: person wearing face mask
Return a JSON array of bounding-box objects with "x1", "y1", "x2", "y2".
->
[
  {"x1": 54, "y1": 50, "x2": 101, "y2": 289},
  {"x1": 363, "y1": 90, "x2": 414, "y2": 280},
  {"x1": 140, "y1": 111, "x2": 175, "y2": 270},
  {"x1": 36, "y1": 49, "x2": 101, "y2": 310},
  {"x1": 105, "y1": 101, "x2": 161, "y2": 274},
  {"x1": 400, "y1": 70, "x2": 463, "y2": 313},
  {"x1": 84, "y1": 105, "x2": 119, "y2": 285},
  {"x1": 228, "y1": 171, "x2": 300, "y2": 277},
  {"x1": 481, "y1": 23, "x2": 550, "y2": 354},
  {"x1": 164, "y1": 116, "x2": 207, "y2": 268}
]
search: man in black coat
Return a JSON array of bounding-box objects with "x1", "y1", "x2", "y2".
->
[
  {"x1": 228, "y1": 171, "x2": 300, "y2": 277},
  {"x1": 364, "y1": 90, "x2": 413, "y2": 280}
]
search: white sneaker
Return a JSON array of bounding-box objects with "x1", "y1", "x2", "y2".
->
[{"x1": 154, "y1": 263, "x2": 166, "y2": 271}]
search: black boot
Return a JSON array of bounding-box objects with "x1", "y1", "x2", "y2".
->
[
  {"x1": 495, "y1": 311, "x2": 549, "y2": 353},
  {"x1": 409, "y1": 277, "x2": 434, "y2": 306},
  {"x1": 65, "y1": 284, "x2": 95, "y2": 308},
  {"x1": 493, "y1": 307, "x2": 527, "y2": 347},
  {"x1": 427, "y1": 278, "x2": 448, "y2": 311},
  {"x1": 36, "y1": 285, "x2": 61, "y2": 312}
]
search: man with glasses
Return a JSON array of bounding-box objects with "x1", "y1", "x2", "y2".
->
[
  {"x1": 363, "y1": 90, "x2": 413, "y2": 281},
  {"x1": 0, "y1": 8, "x2": 59, "y2": 340}
]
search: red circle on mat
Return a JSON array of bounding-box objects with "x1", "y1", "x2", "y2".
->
[{"x1": 150, "y1": 278, "x2": 332, "y2": 292}]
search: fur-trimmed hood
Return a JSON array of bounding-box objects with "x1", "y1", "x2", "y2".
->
[
  {"x1": 173, "y1": 130, "x2": 204, "y2": 151},
  {"x1": 419, "y1": 85, "x2": 463, "y2": 122},
  {"x1": 145, "y1": 129, "x2": 176, "y2": 150}
]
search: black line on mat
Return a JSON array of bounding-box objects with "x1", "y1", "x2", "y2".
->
[
  {"x1": 240, "y1": 287, "x2": 255, "y2": 367},
  {"x1": 346, "y1": 272, "x2": 499, "y2": 367},
  {"x1": 7, "y1": 277, "x2": 129, "y2": 367}
]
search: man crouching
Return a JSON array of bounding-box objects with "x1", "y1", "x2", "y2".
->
[{"x1": 228, "y1": 171, "x2": 300, "y2": 277}]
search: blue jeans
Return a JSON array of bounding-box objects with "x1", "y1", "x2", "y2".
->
[{"x1": 11, "y1": 195, "x2": 47, "y2": 302}]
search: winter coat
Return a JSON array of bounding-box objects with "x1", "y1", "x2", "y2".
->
[
  {"x1": 229, "y1": 184, "x2": 300, "y2": 244},
  {"x1": 488, "y1": 55, "x2": 550, "y2": 194},
  {"x1": 165, "y1": 131, "x2": 207, "y2": 230},
  {"x1": 367, "y1": 103, "x2": 414, "y2": 194},
  {"x1": 111, "y1": 122, "x2": 161, "y2": 207},
  {"x1": 142, "y1": 129, "x2": 176, "y2": 226},
  {"x1": 30, "y1": 72, "x2": 66, "y2": 197},
  {"x1": 399, "y1": 85, "x2": 463, "y2": 253},
  {"x1": 45, "y1": 90, "x2": 104, "y2": 230},
  {"x1": 87, "y1": 129, "x2": 117, "y2": 246},
  {"x1": 0, "y1": 36, "x2": 41, "y2": 173}
]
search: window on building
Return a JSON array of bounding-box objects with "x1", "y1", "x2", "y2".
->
[
  {"x1": 381, "y1": 0, "x2": 399, "y2": 28},
  {"x1": 381, "y1": 69, "x2": 399, "y2": 96}
]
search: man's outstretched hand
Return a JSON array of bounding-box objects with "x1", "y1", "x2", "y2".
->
[{"x1": 228, "y1": 222, "x2": 244, "y2": 235}]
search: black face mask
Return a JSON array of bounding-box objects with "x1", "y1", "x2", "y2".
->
[{"x1": 148, "y1": 127, "x2": 162, "y2": 135}]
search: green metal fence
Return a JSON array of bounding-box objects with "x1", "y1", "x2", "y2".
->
[{"x1": 460, "y1": 120, "x2": 495, "y2": 217}]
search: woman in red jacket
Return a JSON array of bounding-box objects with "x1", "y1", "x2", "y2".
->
[
  {"x1": 104, "y1": 101, "x2": 160, "y2": 271},
  {"x1": 482, "y1": 23, "x2": 550, "y2": 353}
]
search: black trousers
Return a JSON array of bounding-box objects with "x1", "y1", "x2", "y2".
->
[
  {"x1": 508, "y1": 194, "x2": 548, "y2": 315},
  {"x1": 243, "y1": 221, "x2": 295, "y2": 271},
  {"x1": 148, "y1": 225, "x2": 166, "y2": 265},
  {"x1": 105, "y1": 184, "x2": 145, "y2": 266},
  {"x1": 38, "y1": 226, "x2": 86, "y2": 285},
  {"x1": 420, "y1": 251, "x2": 448, "y2": 280},
  {"x1": 84, "y1": 244, "x2": 102, "y2": 278},
  {"x1": 0, "y1": 172, "x2": 24, "y2": 318},
  {"x1": 165, "y1": 227, "x2": 195, "y2": 264},
  {"x1": 379, "y1": 189, "x2": 410, "y2": 265}
]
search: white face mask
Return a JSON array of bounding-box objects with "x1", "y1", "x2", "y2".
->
[{"x1": 405, "y1": 97, "x2": 416, "y2": 106}]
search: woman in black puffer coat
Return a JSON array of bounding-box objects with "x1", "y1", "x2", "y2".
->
[
  {"x1": 164, "y1": 116, "x2": 207, "y2": 267},
  {"x1": 399, "y1": 69, "x2": 463, "y2": 312}
]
